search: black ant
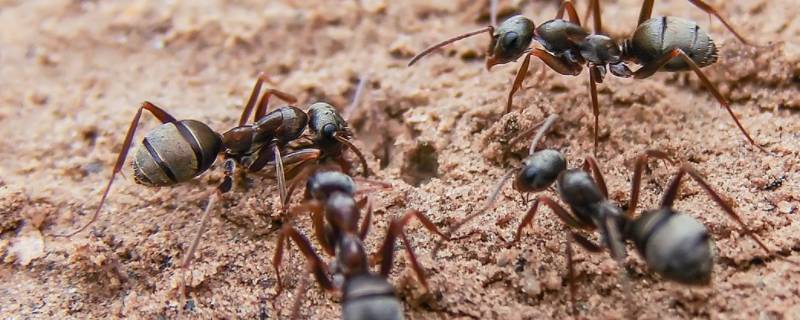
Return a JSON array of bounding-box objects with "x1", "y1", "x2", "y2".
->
[
  {"x1": 435, "y1": 114, "x2": 795, "y2": 316},
  {"x1": 272, "y1": 170, "x2": 448, "y2": 319},
  {"x1": 433, "y1": 113, "x2": 564, "y2": 255},
  {"x1": 52, "y1": 73, "x2": 369, "y2": 299},
  {"x1": 508, "y1": 153, "x2": 797, "y2": 316},
  {"x1": 408, "y1": 0, "x2": 767, "y2": 154}
]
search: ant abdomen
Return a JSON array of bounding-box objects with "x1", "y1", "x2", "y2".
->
[
  {"x1": 133, "y1": 120, "x2": 221, "y2": 187},
  {"x1": 628, "y1": 16, "x2": 718, "y2": 71},
  {"x1": 628, "y1": 208, "x2": 714, "y2": 285},
  {"x1": 342, "y1": 274, "x2": 403, "y2": 320},
  {"x1": 513, "y1": 149, "x2": 566, "y2": 193}
]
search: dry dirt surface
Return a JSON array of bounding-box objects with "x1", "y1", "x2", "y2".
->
[{"x1": 1, "y1": 0, "x2": 800, "y2": 319}]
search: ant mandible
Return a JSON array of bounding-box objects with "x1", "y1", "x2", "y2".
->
[
  {"x1": 409, "y1": 0, "x2": 767, "y2": 154},
  {"x1": 272, "y1": 170, "x2": 449, "y2": 319}
]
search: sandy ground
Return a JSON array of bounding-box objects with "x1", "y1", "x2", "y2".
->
[{"x1": 1, "y1": 0, "x2": 799, "y2": 319}]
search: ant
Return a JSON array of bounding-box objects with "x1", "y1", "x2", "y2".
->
[
  {"x1": 408, "y1": 0, "x2": 767, "y2": 154},
  {"x1": 52, "y1": 73, "x2": 368, "y2": 299},
  {"x1": 434, "y1": 114, "x2": 794, "y2": 316},
  {"x1": 507, "y1": 153, "x2": 797, "y2": 316},
  {"x1": 433, "y1": 113, "x2": 564, "y2": 255},
  {"x1": 272, "y1": 170, "x2": 448, "y2": 319}
]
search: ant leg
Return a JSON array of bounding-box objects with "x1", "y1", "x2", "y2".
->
[
  {"x1": 54, "y1": 101, "x2": 178, "y2": 238},
  {"x1": 633, "y1": 48, "x2": 766, "y2": 152},
  {"x1": 237, "y1": 73, "x2": 298, "y2": 125},
  {"x1": 582, "y1": 155, "x2": 608, "y2": 198},
  {"x1": 556, "y1": 0, "x2": 582, "y2": 25},
  {"x1": 333, "y1": 134, "x2": 371, "y2": 177},
  {"x1": 587, "y1": 0, "x2": 601, "y2": 33},
  {"x1": 627, "y1": 151, "x2": 675, "y2": 218},
  {"x1": 358, "y1": 198, "x2": 372, "y2": 240},
  {"x1": 588, "y1": 66, "x2": 601, "y2": 156},
  {"x1": 685, "y1": 0, "x2": 756, "y2": 45},
  {"x1": 408, "y1": 26, "x2": 494, "y2": 66},
  {"x1": 511, "y1": 196, "x2": 589, "y2": 245},
  {"x1": 253, "y1": 88, "x2": 298, "y2": 123},
  {"x1": 505, "y1": 49, "x2": 581, "y2": 114},
  {"x1": 664, "y1": 164, "x2": 796, "y2": 265},
  {"x1": 433, "y1": 169, "x2": 516, "y2": 256},
  {"x1": 637, "y1": 0, "x2": 655, "y2": 26},
  {"x1": 178, "y1": 159, "x2": 235, "y2": 299},
  {"x1": 288, "y1": 266, "x2": 310, "y2": 320},
  {"x1": 239, "y1": 73, "x2": 271, "y2": 126},
  {"x1": 506, "y1": 51, "x2": 534, "y2": 114},
  {"x1": 282, "y1": 225, "x2": 335, "y2": 293},
  {"x1": 273, "y1": 145, "x2": 288, "y2": 211},
  {"x1": 627, "y1": 154, "x2": 648, "y2": 218},
  {"x1": 378, "y1": 209, "x2": 448, "y2": 289},
  {"x1": 565, "y1": 231, "x2": 604, "y2": 316}
]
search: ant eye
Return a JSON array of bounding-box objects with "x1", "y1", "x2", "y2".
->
[
  {"x1": 502, "y1": 31, "x2": 520, "y2": 49},
  {"x1": 322, "y1": 123, "x2": 337, "y2": 138}
]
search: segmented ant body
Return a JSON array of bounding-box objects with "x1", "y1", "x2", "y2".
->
[
  {"x1": 434, "y1": 115, "x2": 792, "y2": 316},
  {"x1": 409, "y1": 0, "x2": 765, "y2": 153},
  {"x1": 53, "y1": 74, "x2": 373, "y2": 303},
  {"x1": 273, "y1": 171, "x2": 448, "y2": 320},
  {"x1": 510, "y1": 153, "x2": 792, "y2": 316}
]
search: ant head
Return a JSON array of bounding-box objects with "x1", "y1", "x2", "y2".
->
[
  {"x1": 579, "y1": 34, "x2": 622, "y2": 65},
  {"x1": 306, "y1": 171, "x2": 356, "y2": 201},
  {"x1": 629, "y1": 209, "x2": 713, "y2": 285},
  {"x1": 487, "y1": 15, "x2": 535, "y2": 70},
  {"x1": 308, "y1": 102, "x2": 347, "y2": 141},
  {"x1": 514, "y1": 149, "x2": 566, "y2": 193}
]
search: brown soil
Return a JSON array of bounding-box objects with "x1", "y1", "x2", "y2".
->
[{"x1": 1, "y1": 0, "x2": 799, "y2": 319}]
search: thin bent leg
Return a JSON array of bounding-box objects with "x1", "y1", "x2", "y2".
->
[
  {"x1": 379, "y1": 209, "x2": 448, "y2": 289},
  {"x1": 587, "y1": 0, "x2": 601, "y2": 33},
  {"x1": 685, "y1": 0, "x2": 757, "y2": 45},
  {"x1": 253, "y1": 88, "x2": 298, "y2": 123},
  {"x1": 282, "y1": 225, "x2": 335, "y2": 292},
  {"x1": 178, "y1": 159, "x2": 235, "y2": 299},
  {"x1": 505, "y1": 50, "x2": 533, "y2": 114},
  {"x1": 556, "y1": 0, "x2": 582, "y2": 26},
  {"x1": 582, "y1": 156, "x2": 609, "y2": 198},
  {"x1": 505, "y1": 49, "x2": 582, "y2": 114},
  {"x1": 565, "y1": 231, "x2": 604, "y2": 317},
  {"x1": 359, "y1": 198, "x2": 372, "y2": 240},
  {"x1": 511, "y1": 196, "x2": 592, "y2": 246},
  {"x1": 588, "y1": 67, "x2": 601, "y2": 156},
  {"x1": 633, "y1": 49, "x2": 766, "y2": 152},
  {"x1": 663, "y1": 164, "x2": 792, "y2": 263},
  {"x1": 54, "y1": 101, "x2": 179, "y2": 237}
]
